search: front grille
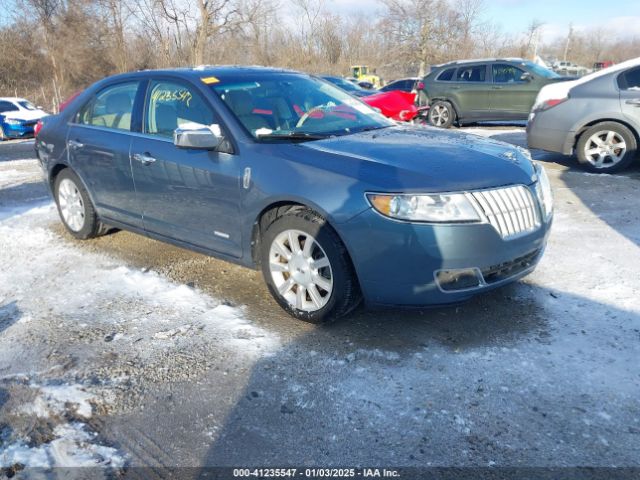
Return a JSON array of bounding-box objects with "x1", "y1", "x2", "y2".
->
[
  {"x1": 471, "y1": 185, "x2": 540, "y2": 239},
  {"x1": 481, "y1": 248, "x2": 542, "y2": 284}
]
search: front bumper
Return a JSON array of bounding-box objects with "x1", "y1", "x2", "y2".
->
[{"x1": 339, "y1": 208, "x2": 552, "y2": 307}]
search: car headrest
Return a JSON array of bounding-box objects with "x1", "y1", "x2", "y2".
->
[{"x1": 106, "y1": 93, "x2": 132, "y2": 114}]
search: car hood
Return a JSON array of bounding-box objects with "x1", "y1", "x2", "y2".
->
[
  {"x1": 3, "y1": 110, "x2": 49, "y2": 122},
  {"x1": 298, "y1": 126, "x2": 537, "y2": 192}
]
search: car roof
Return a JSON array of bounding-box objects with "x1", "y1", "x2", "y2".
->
[
  {"x1": 436, "y1": 58, "x2": 527, "y2": 68},
  {"x1": 0, "y1": 97, "x2": 27, "y2": 103},
  {"x1": 111, "y1": 65, "x2": 302, "y2": 82}
]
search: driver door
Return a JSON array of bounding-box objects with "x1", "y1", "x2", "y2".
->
[{"x1": 130, "y1": 78, "x2": 243, "y2": 257}]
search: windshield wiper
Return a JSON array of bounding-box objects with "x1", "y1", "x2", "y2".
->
[{"x1": 256, "y1": 132, "x2": 330, "y2": 142}]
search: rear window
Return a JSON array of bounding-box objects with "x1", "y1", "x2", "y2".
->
[
  {"x1": 456, "y1": 65, "x2": 486, "y2": 82},
  {"x1": 618, "y1": 67, "x2": 640, "y2": 90},
  {"x1": 437, "y1": 68, "x2": 456, "y2": 82}
]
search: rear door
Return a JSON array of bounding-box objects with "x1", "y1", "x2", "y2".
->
[
  {"x1": 618, "y1": 66, "x2": 640, "y2": 125},
  {"x1": 66, "y1": 81, "x2": 144, "y2": 227},
  {"x1": 489, "y1": 63, "x2": 537, "y2": 118},
  {"x1": 449, "y1": 64, "x2": 491, "y2": 120},
  {"x1": 130, "y1": 78, "x2": 243, "y2": 257}
]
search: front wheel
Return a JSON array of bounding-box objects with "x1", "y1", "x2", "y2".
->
[
  {"x1": 260, "y1": 208, "x2": 361, "y2": 323},
  {"x1": 576, "y1": 122, "x2": 637, "y2": 173},
  {"x1": 427, "y1": 100, "x2": 456, "y2": 128}
]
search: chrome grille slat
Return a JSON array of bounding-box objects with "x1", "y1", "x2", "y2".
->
[{"x1": 472, "y1": 185, "x2": 540, "y2": 240}]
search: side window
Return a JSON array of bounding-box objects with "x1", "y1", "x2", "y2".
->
[
  {"x1": 437, "y1": 68, "x2": 456, "y2": 82},
  {"x1": 456, "y1": 65, "x2": 486, "y2": 82},
  {"x1": 78, "y1": 82, "x2": 139, "y2": 131},
  {"x1": 0, "y1": 101, "x2": 19, "y2": 113},
  {"x1": 618, "y1": 67, "x2": 640, "y2": 90},
  {"x1": 493, "y1": 64, "x2": 526, "y2": 83},
  {"x1": 145, "y1": 80, "x2": 215, "y2": 138}
]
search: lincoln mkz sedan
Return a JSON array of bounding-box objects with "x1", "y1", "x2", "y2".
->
[{"x1": 36, "y1": 66, "x2": 553, "y2": 322}]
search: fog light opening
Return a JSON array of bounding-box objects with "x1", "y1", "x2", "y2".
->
[{"x1": 435, "y1": 268, "x2": 483, "y2": 292}]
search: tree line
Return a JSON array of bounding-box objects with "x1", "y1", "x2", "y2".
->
[{"x1": 0, "y1": 0, "x2": 638, "y2": 112}]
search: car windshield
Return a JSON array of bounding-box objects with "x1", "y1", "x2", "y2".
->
[
  {"x1": 18, "y1": 100, "x2": 37, "y2": 110},
  {"x1": 524, "y1": 62, "x2": 560, "y2": 79},
  {"x1": 211, "y1": 74, "x2": 392, "y2": 141}
]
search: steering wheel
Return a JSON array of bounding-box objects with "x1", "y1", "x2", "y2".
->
[{"x1": 296, "y1": 106, "x2": 326, "y2": 128}]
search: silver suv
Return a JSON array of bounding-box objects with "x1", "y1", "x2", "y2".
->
[{"x1": 527, "y1": 59, "x2": 640, "y2": 173}]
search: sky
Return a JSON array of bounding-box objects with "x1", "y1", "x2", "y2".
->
[
  {"x1": 2, "y1": 0, "x2": 639, "y2": 44},
  {"x1": 328, "y1": 0, "x2": 640, "y2": 42}
]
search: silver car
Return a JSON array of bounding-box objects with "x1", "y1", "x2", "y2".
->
[{"x1": 527, "y1": 58, "x2": 640, "y2": 173}]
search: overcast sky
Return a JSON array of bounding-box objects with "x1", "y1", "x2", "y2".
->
[{"x1": 326, "y1": 0, "x2": 640, "y2": 42}]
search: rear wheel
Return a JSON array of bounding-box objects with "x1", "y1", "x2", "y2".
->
[
  {"x1": 576, "y1": 122, "x2": 637, "y2": 173},
  {"x1": 260, "y1": 208, "x2": 361, "y2": 323},
  {"x1": 428, "y1": 100, "x2": 456, "y2": 128},
  {"x1": 54, "y1": 169, "x2": 106, "y2": 239}
]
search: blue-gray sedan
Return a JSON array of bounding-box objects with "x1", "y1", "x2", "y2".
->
[{"x1": 36, "y1": 66, "x2": 553, "y2": 322}]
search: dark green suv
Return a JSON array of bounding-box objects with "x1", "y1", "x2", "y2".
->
[{"x1": 422, "y1": 58, "x2": 568, "y2": 128}]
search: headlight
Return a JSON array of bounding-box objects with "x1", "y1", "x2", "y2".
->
[
  {"x1": 534, "y1": 163, "x2": 553, "y2": 220},
  {"x1": 4, "y1": 118, "x2": 21, "y2": 125},
  {"x1": 367, "y1": 193, "x2": 481, "y2": 223}
]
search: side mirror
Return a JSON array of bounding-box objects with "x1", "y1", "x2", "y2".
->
[
  {"x1": 520, "y1": 72, "x2": 533, "y2": 82},
  {"x1": 174, "y1": 124, "x2": 222, "y2": 150}
]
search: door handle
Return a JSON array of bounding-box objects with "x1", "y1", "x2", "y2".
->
[
  {"x1": 68, "y1": 139, "x2": 84, "y2": 150},
  {"x1": 492, "y1": 86, "x2": 503, "y2": 90},
  {"x1": 132, "y1": 152, "x2": 157, "y2": 165},
  {"x1": 626, "y1": 99, "x2": 640, "y2": 106}
]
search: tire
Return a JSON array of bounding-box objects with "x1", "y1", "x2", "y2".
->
[
  {"x1": 576, "y1": 122, "x2": 637, "y2": 173},
  {"x1": 54, "y1": 169, "x2": 106, "y2": 239},
  {"x1": 427, "y1": 100, "x2": 456, "y2": 128},
  {"x1": 260, "y1": 208, "x2": 361, "y2": 323}
]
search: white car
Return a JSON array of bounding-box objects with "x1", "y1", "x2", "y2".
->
[{"x1": 0, "y1": 97, "x2": 49, "y2": 140}]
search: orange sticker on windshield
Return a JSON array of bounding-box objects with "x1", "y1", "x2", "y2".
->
[{"x1": 201, "y1": 76, "x2": 220, "y2": 85}]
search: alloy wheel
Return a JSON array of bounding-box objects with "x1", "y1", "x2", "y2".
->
[
  {"x1": 269, "y1": 229, "x2": 333, "y2": 312},
  {"x1": 430, "y1": 105, "x2": 450, "y2": 127},
  {"x1": 583, "y1": 130, "x2": 627, "y2": 169},
  {"x1": 58, "y1": 178, "x2": 86, "y2": 232}
]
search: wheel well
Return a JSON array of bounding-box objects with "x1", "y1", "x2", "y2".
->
[
  {"x1": 49, "y1": 163, "x2": 68, "y2": 190},
  {"x1": 251, "y1": 202, "x2": 306, "y2": 267},
  {"x1": 574, "y1": 119, "x2": 640, "y2": 150}
]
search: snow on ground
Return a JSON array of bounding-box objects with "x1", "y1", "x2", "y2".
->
[{"x1": 0, "y1": 158, "x2": 278, "y2": 471}]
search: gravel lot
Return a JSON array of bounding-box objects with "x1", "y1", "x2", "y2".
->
[{"x1": 1, "y1": 130, "x2": 639, "y2": 478}]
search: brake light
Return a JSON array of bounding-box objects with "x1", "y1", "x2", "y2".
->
[
  {"x1": 417, "y1": 82, "x2": 425, "y2": 90},
  {"x1": 34, "y1": 120, "x2": 43, "y2": 137},
  {"x1": 537, "y1": 97, "x2": 568, "y2": 112}
]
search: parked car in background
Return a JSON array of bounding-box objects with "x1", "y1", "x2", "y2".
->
[
  {"x1": 362, "y1": 91, "x2": 419, "y2": 122},
  {"x1": 553, "y1": 61, "x2": 589, "y2": 77},
  {"x1": 357, "y1": 81, "x2": 375, "y2": 90},
  {"x1": 593, "y1": 61, "x2": 614, "y2": 71},
  {"x1": 36, "y1": 66, "x2": 552, "y2": 322},
  {"x1": 0, "y1": 97, "x2": 49, "y2": 140},
  {"x1": 378, "y1": 77, "x2": 421, "y2": 93},
  {"x1": 527, "y1": 57, "x2": 640, "y2": 173},
  {"x1": 320, "y1": 75, "x2": 374, "y2": 97},
  {"x1": 420, "y1": 58, "x2": 569, "y2": 128}
]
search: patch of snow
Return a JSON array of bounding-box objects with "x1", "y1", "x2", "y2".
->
[{"x1": 0, "y1": 423, "x2": 125, "y2": 470}]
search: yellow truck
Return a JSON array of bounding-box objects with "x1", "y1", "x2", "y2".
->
[{"x1": 350, "y1": 65, "x2": 383, "y2": 88}]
